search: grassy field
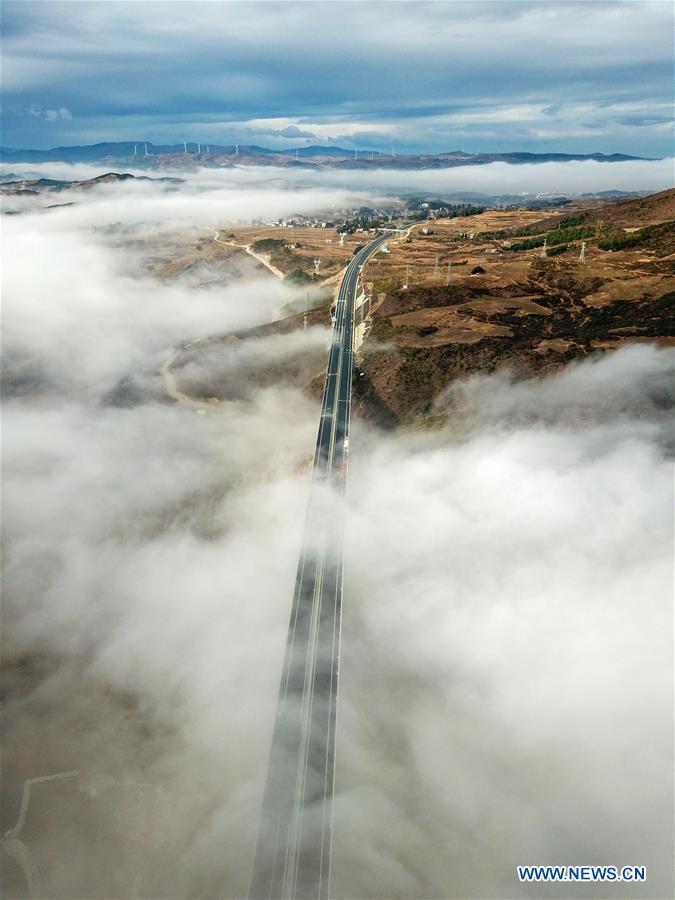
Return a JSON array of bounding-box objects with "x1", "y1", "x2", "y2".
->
[{"x1": 223, "y1": 224, "x2": 369, "y2": 280}]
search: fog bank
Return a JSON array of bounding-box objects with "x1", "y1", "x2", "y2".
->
[
  {"x1": 336, "y1": 345, "x2": 673, "y2": 898},
  {"x1": 2, "y1": 172, "x2": 672, "y2": 898},
  {"x1": 4, "y1": 155, "x2": 673, "y2": 200}
]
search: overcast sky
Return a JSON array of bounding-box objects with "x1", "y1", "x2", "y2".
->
[{"x1": 2, "y1": 1, "x2": 673, "y2": 155}]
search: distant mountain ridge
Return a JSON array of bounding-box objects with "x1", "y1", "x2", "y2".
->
[
  {"x1": 0, "y1": 172, "x2": 183, "y2": 198},
  {"x1": 0, "y1": 141, "x2": 652, "y2": 169}
]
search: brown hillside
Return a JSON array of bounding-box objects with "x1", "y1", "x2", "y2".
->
[
  {"x1": 590, "y1": 188, "x2": 675, "y2": 227},
  {"x1": 353, "y1": 190, "x2": 675, "y2": 425}
]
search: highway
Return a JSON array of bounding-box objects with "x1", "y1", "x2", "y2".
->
[{"x1": 249, "y1": 232, "x2": 392, "y2": 900}]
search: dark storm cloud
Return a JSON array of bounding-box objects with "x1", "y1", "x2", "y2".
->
[{"x1": 1, "y1": 1, "x2": 673, "y2": 154}]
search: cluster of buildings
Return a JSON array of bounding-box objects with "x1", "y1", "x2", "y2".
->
[{"x1": 250, "y1": 205, "x2": 403, "y2": 231}]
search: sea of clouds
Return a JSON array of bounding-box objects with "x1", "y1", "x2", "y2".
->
[
  {"x1": 4, "y1": 154, "x2": 674, "y2": 200},
  {"x1": 1, "y1": 168, "x2": 672, "y2": 898}
]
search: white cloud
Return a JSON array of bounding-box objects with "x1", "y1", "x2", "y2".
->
[
  {"x1": 241, "y1": 117, "x2": 395, "y2": 143},
  {"x1": 24, "y1": 104, "x2": 73, "y2": 121},
  {"x1": 333, "y1": 346, "x2": 673, "y2": 898},
  {"x1": 2, "y1": 165, "x2": 348, "y2": 896},
  {"x1": 45, "y1": 107, "x2": 72, "y2": 121}
]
